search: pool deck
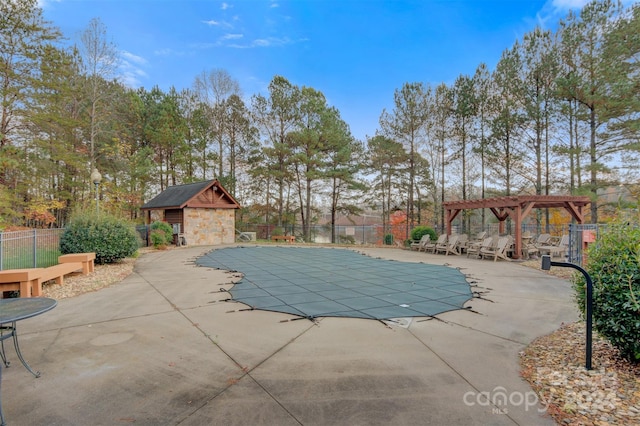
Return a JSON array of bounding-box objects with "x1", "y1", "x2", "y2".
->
[{"x1": 3, "y1": 245, "x2": 577, "y2": 425}]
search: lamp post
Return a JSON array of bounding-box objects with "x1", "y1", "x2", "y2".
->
[
  {"x1": 541, "y1": 255, "x2": 593, "y2": 370},
  {"x1": 90, "y1": 168, "x2": 102, "y2": 214}
]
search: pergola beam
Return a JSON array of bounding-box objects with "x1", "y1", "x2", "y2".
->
[{"x1": 564, "y1": 201, "x2": 585, "y2": 223}]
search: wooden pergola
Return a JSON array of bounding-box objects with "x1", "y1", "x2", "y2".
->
[{"x1": 443, "y1": 195, "x2": 591, "y2": 260}]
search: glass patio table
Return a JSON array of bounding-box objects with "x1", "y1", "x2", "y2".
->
[{"x1": 0, "y1": 297, "x2": 57, "y2": 426}]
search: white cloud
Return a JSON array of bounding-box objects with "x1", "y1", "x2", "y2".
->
[
  {"x1": 252, "y1": 37, "x2": 291, "y2": 47},
  {"x1": 118, "y1": 54, "x2": 148, "y2": 88},
  {"x1": 121, "y1": 50, "x2": 147, "y2": 65},
  {"x1": 538, "y1": 0, "x2": 636, "y2": 28},
  {"x1": 551, "y1": 0, "x2": 590, "y2": 10},
  {"x1": 119, "y1": 70, "x2": 147, "y2": 88},
  {"x1": 252, "y1": 39, "x2": 271, "y2": 47},
  {"x1": 222, "y1": 35, "x2": 306, "y2": 49},
  {"x1": 270, "y1": 2, "x2": 279, "y2": 8},
  {"x1": 203, "y1": 19, "x2": 234, "y2": 29},
  {"x1": 221, "y1": 2, "x2": 231, "y2": 10},
  {"x1": 37, "y1": 0, "x2": 61, "y2": 9},
  {"x1": 154, "y1": 48, "x2": 175, "y2": 56},
  {"x1": 222, "y1": 33, "x2": 243, "y2": 40}
]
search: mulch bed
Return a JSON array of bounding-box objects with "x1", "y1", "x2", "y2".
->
[
  {"x1": 520, "y1": 321, "x2": 639, "y2": 425},
  {"x1": 42, "y1": 257, "x2": 136, "y2": 300},
  {"x1": 518, "y1": 259, "x2": 639, "y2": 425}
]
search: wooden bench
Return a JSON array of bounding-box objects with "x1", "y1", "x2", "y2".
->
[
  {"x1": 271, "y1": 235, "x2": 295, "y2": 243},
  {"x1": 39, "y1": 262, "x2": 84, "y2": 286},
  {"x1": 58, "y1": 252, "x2": 95, "y2": 274},
  {"x1": 0, "y1": 268, "x2": 45, "y2": 298},
  {"x1": 0, "y1": 252, "x2": 95, "y2": 298}
]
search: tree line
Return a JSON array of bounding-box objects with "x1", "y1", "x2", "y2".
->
[{"x1": 1, "y1": 0, "x2": 638, "y2": 240}]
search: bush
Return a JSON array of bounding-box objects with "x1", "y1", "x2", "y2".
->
[
  {"x1": 383, "y1": 233, "x2": 394, "y2": 245},
  {"x1": 60, "y1": 212, "x2": 139, "y2": 264},
  {"x1": 410, "y1": 226, "x2": 437, "y2": 242},
  {"x1": 338, "y1": 235, "x2": 355, "y2": 245},
  {"x1": 150, "y1": 221, "x2": 174, "y2": 248},
  {"x1": 573, "y1": 224, "x2": 640, "y2": 364}
]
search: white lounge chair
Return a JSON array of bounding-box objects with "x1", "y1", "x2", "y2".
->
[
  {"x1": 410, "y1": 234, "x2": 431, "y2": 251},
  {"x1": 425, "y1": 234, "x2": 447, "y2": 254},
  {"x1": 467, "y1": 236, "x2": 493, "y2": 259},
  {"x1": 538, "y1": 235, "x2": 569, "y2": 258},
  {"x1": 480, "y1": 236, "x2": 512, "y2": 262},
  {"x1": 436, "y1": 234, "x2": 460, "y2": 256}
]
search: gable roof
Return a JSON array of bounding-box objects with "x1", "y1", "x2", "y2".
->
[{"x1": 141, "y1": 180, "x2": 240, "y2": 210}]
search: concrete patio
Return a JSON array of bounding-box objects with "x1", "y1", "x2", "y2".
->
[{"x1": 2, "y1": 245, "x2": 578, "y2": 425}]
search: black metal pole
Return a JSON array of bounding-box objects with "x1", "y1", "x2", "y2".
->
[{"x1": 541, "y1": 255, "x2": 593, "y2": 370}]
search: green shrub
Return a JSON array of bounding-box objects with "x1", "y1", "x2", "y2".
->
[
  {"x1": 410, "y1": 226, "x2": 437, "y2": 242},
  {"x1": 150, "y1": 221, "x2": 174, "y2": 247},
  {"x1": 60, "y1": 212, "x2": 139, "y2": 264},
  {"x1": 573, "y1": 224, "x2": 640, "y2": 364},
  {"x1": 338, "y1": 235, "x2": 355, "y2": 245},
  {"x1": 383, "y1": 234, "x2": 394, "y2": 245}
]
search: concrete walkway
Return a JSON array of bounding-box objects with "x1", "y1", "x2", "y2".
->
[{"x1": 3, "y1": 245, "x2": 578, "y2": 425}]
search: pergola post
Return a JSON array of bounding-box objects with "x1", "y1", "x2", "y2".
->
[
  {"x1": 445, "y1": 208, "x2": 462, "y2": 235},
  {"x1": 513, "y1": 205, "x2": 522, "y2": 260}
]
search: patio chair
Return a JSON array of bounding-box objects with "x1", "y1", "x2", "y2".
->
[
  {"x1": 467, "y1": 236, "x2": 493, "y2": 259},
  {"x1": 410, "y1": 234, "x2": 431, "y2": 251},
  {"x1": 455, "y1": 234, "x2": 469, "y2": 254},
  {"x1": 538, "y1": 234, "x2": 570, "y2": 258},
  {"x1": 471, "y1": 230, "x2": 487, "y2": 243},
  {"x1": 480, "y1": 235, "x2": 512, "y2": 262},
  {"x1": 435, "y1": 234, "x2": 460, "y2": 256},
  {"x1": 533, "y1": 233, "x2": 552, "y2": 248},
  {"x1": 424, "y1": 234, "x2": 447, "y2": 254},
  {"x1": 464, "y1": 231, "x2": 487, "y2": 250}
]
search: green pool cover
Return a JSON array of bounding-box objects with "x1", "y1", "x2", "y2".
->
[{"x1": 197, "y1": 246, "x2": 472, "y2": 321}]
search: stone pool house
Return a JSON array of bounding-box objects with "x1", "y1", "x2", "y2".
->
[{"x1": 141, "y1": 179, "x2": 240, "y2": 246}]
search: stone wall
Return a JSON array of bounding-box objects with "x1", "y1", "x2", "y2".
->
[{"x1": 183, "y1": 208, "x2": 235, "y2": 245}]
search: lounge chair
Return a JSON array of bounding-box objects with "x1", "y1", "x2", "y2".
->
[
  {"x1": 533, "y1": 233, "x2": 551, "y2": 248},
  {"x1": 424, "y1": 234, "x2": 447, "y2": 254},
  {"x1": 480, "y1": 236, "x2": 512, "y2": 262},
  {"x1": 538, "y1": 235, "x2": 569, "y2": 258},
  {"x1": 461, "y1": 231, "x2": 484, "y2": 253},
  {"x1": 435, "y1": 234, "x2": 460, "y2": 256},
  {"x1": 467, "y1": 236, "x2": 493, "y2": 259},
  {"x1": 470, "y1": 231, "x2": 487, "y2": 244},
  {"x1": 410, "y1": 234, "x2": 431, "y2": 251},
  {"x1": 519, "y1": 232, "x2": 537, "y2": 259},
  {"x1": 455, "y1": 234, "x2": 469, "y2": 254}
]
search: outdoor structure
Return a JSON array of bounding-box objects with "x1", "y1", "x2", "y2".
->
[
  {"x1": 443, "y1": 195, "x2": 591, "y2": 260},
  {"x1": 141, "y1": 180, "x2": 240, "y2": 246}
]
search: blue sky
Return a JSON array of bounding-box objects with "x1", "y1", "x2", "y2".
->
[{"x1": 40, "y1": 0, "x2": 602, "y2": 141}]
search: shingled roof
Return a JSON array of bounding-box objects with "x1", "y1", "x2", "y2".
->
[{"x1": 141, "y1": 180, "x2": 240, "y2": 210}]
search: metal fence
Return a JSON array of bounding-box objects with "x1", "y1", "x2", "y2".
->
[
  {"x1": 237, "y1": 223, "x2": 401, "y2": 245},
  {"x1": 567, "y1": 223, "x2": 603, "y2": 266},
  {"x1": 238, "y1": 222, "x2": 578, "y2": 245},
  {"x1": 136, "y1": 225, "x2": 150, "y2": 247},
  {"x1": 1, "y1": 222, "x2": 605, "y2": 269},
  {"x1": 0, "y1": 229, "x2": 64, "y2": 270}
]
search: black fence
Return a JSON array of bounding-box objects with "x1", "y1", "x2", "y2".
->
[
  {"x1": 136, "y1": 225, "x2": 150, "y2": 247},
  {"x1": 0, "y1": 222, "x2": 602, "y2": 270},
  {"x1": 567, "y1": 223, "x2": 603, "y2": 266}
]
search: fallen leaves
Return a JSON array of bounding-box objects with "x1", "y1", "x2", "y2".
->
[{"x1": 520, "y1": 322, "x2": 640, "y2": 425}]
